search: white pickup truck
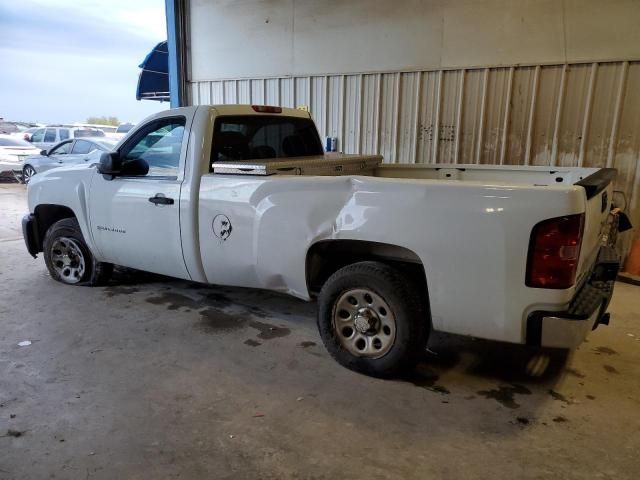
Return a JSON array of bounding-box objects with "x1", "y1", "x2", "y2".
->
[{"x1": 22, "y1": 105, "x2": 622, "y2": 377}]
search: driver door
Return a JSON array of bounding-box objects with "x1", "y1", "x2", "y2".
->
[{"x1": 88, "y1": 115, "x2": 190, "y2": 279}]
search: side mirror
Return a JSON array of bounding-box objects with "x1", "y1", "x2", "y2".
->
[
  {"x1": 40, "y1": 149, "x2": 48, "y2": 156},
  {"x1": 98, "y1": 152, "x2": 149, "y2": 180},
  {"x1": 121, "y1": 158, "x2": 149, "y2": 176},
  {"x1": 98, "y1": 152, "x2": 122, "y2": 180}
]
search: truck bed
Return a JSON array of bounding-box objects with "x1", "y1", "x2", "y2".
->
[{"x1": 211, "y1": 153, "x2": 603, "y2": 191}]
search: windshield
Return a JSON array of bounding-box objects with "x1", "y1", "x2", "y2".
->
[
  {"x1": 0, "y1": 137, "x2": 33, "y2": 147},
  {"x1": 211, "y1": 116, "x2": 323, "y2": 166}
]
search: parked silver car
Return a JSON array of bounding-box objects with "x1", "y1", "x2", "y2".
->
[
  {"x1": 29, "y1": 126, "x2": 106, "y2": 150},
  {"x1": 22, "y1": 138, "x2": 117, "y2": 183}
]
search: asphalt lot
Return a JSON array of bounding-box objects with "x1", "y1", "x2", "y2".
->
[{"x1": 0, "y1": 182, "x2": 639, "y2": 479}]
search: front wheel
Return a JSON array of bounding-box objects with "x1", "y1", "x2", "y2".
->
[
  {"x1": 22, "y1": 165, "x2": 36, "y2": 184},
  {"x1": 317, "y1": 261, "x2": 429, "y2": 378},
  {"x1": 43, "y1": 218, "x2": 112, "y2": 286}
]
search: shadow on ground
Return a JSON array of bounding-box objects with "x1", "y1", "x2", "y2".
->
[{"x1": 105, "y1": 267, "x2": 571, "y2": 408}]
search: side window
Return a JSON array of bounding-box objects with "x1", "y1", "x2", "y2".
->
[
  {"x1": 59, "y1": 128, "x2": 70, "y2": 140},
  {"x1": 44, "y1": 128, "x2": 57, "y2": 143},
  {"x1": 121, "y1": 117, "x2": 185, "y2": 178},
  {"x1": 71, "y1": 140, "x2": 93, "y2": 155},
  {"x1": 50, "y1": 141, "x2": 73, "y2": 155},
  {"x1": 31, "y1": 129, "x2": 45, "y2": 143}
]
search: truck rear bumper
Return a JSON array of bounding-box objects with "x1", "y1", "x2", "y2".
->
[{"x1": 526, "y1": 247, "x2": 619, "y2": 349}]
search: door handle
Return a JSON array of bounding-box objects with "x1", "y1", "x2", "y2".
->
[{"x1": 148, "y1": 194, "x2": 174, "y2": 205}]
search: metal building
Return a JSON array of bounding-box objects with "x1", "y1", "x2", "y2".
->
[{"x1": 166, "y1": 0, "x2": 640, "y2": 255}]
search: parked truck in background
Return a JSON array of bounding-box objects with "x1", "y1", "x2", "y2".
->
[{"x1": 22, "y1": 105, "x2": 622, "y2": 377}]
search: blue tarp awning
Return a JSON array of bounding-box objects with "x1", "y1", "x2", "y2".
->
[{"x1": 136, "y1": 41, "x2": 169, "y2": 102}]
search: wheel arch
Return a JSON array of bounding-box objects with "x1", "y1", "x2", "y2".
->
[
  {"x1": 305, "y1": 239, "x2": 430, "y2": 308},
  {"x1": 32, "y1": 204, "x2": 78, "y2": 253}
]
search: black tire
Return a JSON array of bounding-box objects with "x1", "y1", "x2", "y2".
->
[
  {"x1": 22, "y1": 165, "x2": 36, "y2": 184},
  {"x1": 317, "y1": 261, "x2": 429, "y2": 378},
  {"x1": 43, "y1": 218, "x2": 113, "y2": 286}
]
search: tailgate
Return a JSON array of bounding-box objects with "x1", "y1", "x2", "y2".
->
[{"x1": 575, "y1": 169, "x2": 617, "y2": 284}]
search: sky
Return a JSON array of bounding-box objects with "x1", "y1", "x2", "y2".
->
[{"x1": 0, "y1": 0, "x2": 168, "y2": 125}]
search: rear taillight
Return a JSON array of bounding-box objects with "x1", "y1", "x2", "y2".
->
[
  {"x1": 251, "y1": 105, "x2": 282, "y2": 113},
  {"x1": 526, "y1": 214, "x2": 584, "y2": 289}
]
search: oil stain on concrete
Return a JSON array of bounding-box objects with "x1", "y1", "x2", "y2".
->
[
  {"x1": 477, "y1": 384, "x2": 532, "y2": 408},
  {"x1": 405, "y1": 366, "x2": 451, "y2": 394},
  {"x1": 143, "y1": 288, "x2": 290, "y2": 341},
  {"x1": 198, "y1": 308, "x2": 244, "y2": 332},
  {"x1": 603, "y1": 364, "x2": 620, "y2": 374},
  {"x1": 104, "y1": 286, "x2": 140, "y2": 298},
  {"x1": 565, "y1": 368, "x2": 585, "y2": 378},
  {"x1": 248, "y1": 320, "x2": 290, "y2": 339},
  {"x1": 593, "y1": 346, "x2": 618, "y2": 355},
  {"x1": 146, "y1": 292, "x2": 204, "y2": 311},
  {"x1": 548, "y1": 390, "x2": 571, "y2": 404}
]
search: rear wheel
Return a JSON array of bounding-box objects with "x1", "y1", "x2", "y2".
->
[
  {"x1": 317, "y1": 261, "x2": 429, "y2": 378},
  {"x1": 22, "y1": 165, "x2": 36, "y2": 184},
  {"x1": 43, "y1": 218, "x2": 112, "y2": 286}
]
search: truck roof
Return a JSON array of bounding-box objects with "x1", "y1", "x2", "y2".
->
[
  {"x1": 209, "y1": 104, "x2": 312, "y2": 119},
  {"x1": 139, "y1": 105, "x2": 313, "y2": 125}
]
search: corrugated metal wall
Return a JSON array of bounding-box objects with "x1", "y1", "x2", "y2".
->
[{"x1": 189, "y1": 60, "x2": 640, "y2": 249}]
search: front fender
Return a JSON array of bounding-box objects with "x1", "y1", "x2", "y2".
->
[{"x1": 27, "y1": 166, "x2": 101, "y2": 259}]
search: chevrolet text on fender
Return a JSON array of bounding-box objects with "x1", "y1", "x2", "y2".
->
[{"x1": 21, "y1": 105, "x2": 624, "y2": 378}]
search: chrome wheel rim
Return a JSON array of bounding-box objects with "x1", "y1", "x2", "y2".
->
[
  {"x1": 332, "y1": 288, "x2": 396, "y2": 358},
  {"x1": 23, "y1": 166, "x2": 35, "y2": 183},
  {"x1": 50, "y1": 237, "x2": 85, "y2": 284}
]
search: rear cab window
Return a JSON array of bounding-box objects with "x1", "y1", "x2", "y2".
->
[{"x1": 210, "y1": 115, "x2": 323, "y2": 169}]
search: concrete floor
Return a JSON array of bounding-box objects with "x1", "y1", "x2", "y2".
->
[{"x1": 0, "y1": 183, "x2": 639, "y2": 480}]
